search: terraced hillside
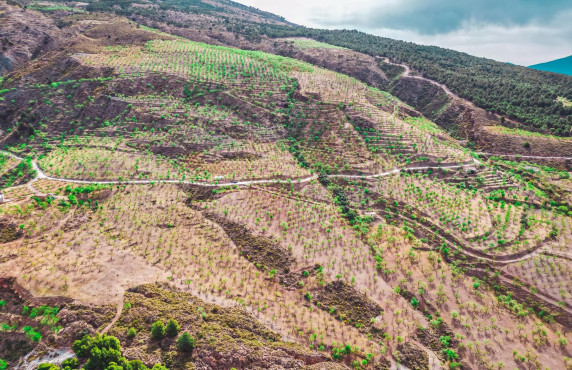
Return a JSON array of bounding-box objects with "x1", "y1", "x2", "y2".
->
[{"x1": 0, "y1": 3, "x2": 571, "y2": 370}]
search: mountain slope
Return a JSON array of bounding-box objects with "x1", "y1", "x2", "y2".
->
[
  {"x1": 9, "y1": 0, "x2": 569, "y2": 137},
  {"x1": 1, "y1": 3, "x2": 572, "y2": 370},
  {"x1": 79, "y1": 0, "x2": 572, "y2": 135},
  {"x1": 260, "y1": 28, "x2": 572, "y2": 136},
  {"x1": 529, "y1": 55, "x2": 572, "y2": 76}
]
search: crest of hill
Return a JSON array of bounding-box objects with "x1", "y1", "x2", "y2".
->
[{"x1": 85, "y1": 0, "x2": 290, "y2": 25}]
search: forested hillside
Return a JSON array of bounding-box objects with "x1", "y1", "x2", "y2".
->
[{"x1": 261, "y1": 28, "x2": 572, "y2": 136}]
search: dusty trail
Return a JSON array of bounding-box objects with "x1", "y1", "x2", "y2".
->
[
  {"x1": 100, "y1": 293, "x2": 124, "y2": 334},
  {"x1": 477, "y1": 152, "x2": 572, "y2": 161},
  {"x1": 0, "y1": 150, "x2": 318, "y2": 189},
  {"x1": 378, "y1": 58, "x2": 537, "y2": 129},
  {"x1": 379, "y1": 57, "x2": 465, "y2": 103},
  {"x1": 0, "y1": 150, "x2": 479, "y2": 193}
]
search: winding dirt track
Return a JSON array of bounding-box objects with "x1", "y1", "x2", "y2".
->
[
  {"x1": 0, "y1": 150, "x2": 480, "y2": 191},
  {"x1": 379, "y1": 57, "x2": 465, "y2": 102}
]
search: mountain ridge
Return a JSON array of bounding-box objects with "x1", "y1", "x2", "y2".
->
[{"x1": 529, "y1": 55, "x2": 572, "y2": 76}]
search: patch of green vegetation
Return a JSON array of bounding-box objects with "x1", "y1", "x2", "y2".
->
[
  {"x1": 405, "y1": 116, "x2": 443, "y2": 135},
  {"x1": 291, "y1": 38, "x2": 347, "y2": 50},
  {"x1": 23, "y1": 305, "x2": 62, "y2": 333},
  {"x1": 22, "y1": 326, "x2": 42, "y2": 342},
  {"x1": 143, "y1": 39, "x2": 313, "y2": 78},
  {"x1": 28, "y1": 4, "x2": 85, "y2": 12},
  {"x1": 0, "y1": 154, "x2": 7, "y2": 172},
  {"x1": 47, "y1": 333, "x2": 166, "y2": 369},
  {"x1": 0, "y1": 156, "x2": 36, "y2": 190},
  {"x1": 59, "y1": 184, "x2": 111, "y2": 209}
]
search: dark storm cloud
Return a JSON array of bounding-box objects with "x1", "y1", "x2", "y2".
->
[{"x1": 313, "y1": 0, "x2": 572, "y2": 34}]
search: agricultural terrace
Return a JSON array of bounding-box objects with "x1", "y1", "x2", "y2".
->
[
  {"x1": 286, "y1": 38, "x2": 349, "y2": 50},
  {"x1": 69, "y1": 36, "x2": 471, "y2": 176},
  {"x1": 364, "y1": 222, "x2": 567, "y2": 369},
  {"x1": 76, "y1": 39, "x2": 311, "y2": 83},
  {"x1": 0, "y1": 19, "x2": 570, "y2": 370},
  {"x1": 487, "y1": 126, "x2": 572, "y2": 141},
  {"x1": 3, "y1": 177, "x2": 568, "y2": 369},
  {"x1": 503, "y1": 254, "x2": 572, "y2": 307},
  {"x1": 38, "y1": 140, "x2": 308, "y2": 182},
  {"x1": 339, "y1": 168, "x2": 566, "y2": 258},
  {"x1": 28, "y1": 2, "x2": 85, "y2": 12},
  {"x1": 0, "y1": 183, "x2": 383, "y2": 354}
]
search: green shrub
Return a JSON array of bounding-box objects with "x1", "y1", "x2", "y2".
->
[
  {"x1": 61, "y1": 357, "x2": 79, "y2": 369},
  {"x1": 72, "y1": 333, "x2": 164, "y2": 369},
  {"x1": 127, "y1": 327, "x2": 137, "y2": 339},
  {"x1": 37, "y1": 364, "x2": 59, "y2": 370},
  {"x1": 177, "y1": 332, "x2": 195, "y2": 352},
  {"x1": 165, "y1": 319, "x2": 180, "y2": 337},
  {"x1": 22, "y1": 326, "x2": 42, "y2": 342},
  {"x1": 442, "y1": 348, "x2": 459, "y2": 360},
  {"x1": 151, "y1": 321, "x2": 165, "y2": 340}
]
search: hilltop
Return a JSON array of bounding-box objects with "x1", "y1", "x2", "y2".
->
[{"x1": 0, "y1": 2, "x2": 571, "y2": 370}]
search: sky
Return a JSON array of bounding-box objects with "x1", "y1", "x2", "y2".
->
[{"x1": 234, "y1": 0, "x2": 572, "y2": 66}]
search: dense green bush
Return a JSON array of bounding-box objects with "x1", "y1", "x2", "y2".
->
[
  {"x1": 165, "y1": 318, "x2": 180, "y2": 337},
  {"x1": 127, "y1": 327, "x2": 137, "y2": 339},
  {"x1": 150, "y1": 321, "x2": 165, "y2": 340},
  {"x1": 70, "y1": 334, "x2": 166, "y2": 370},
  {"x1": 61, "y1": 357, "x2": 79, "y2": 369},
  {"x1": 176, "y1": 332, "x2": 195, "y2": 352}
]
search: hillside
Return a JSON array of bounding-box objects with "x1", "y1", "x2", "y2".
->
[
  {"x1": 0, "y1": 2, "x2": 571, "y2": 370},
  {"x1": 2, "y1": 0, "x2": 571, "y2": 138},
  {"x1": 260, "y1": 28, "x2": 572, "y2": 137}
]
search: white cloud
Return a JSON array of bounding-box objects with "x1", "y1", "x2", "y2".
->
[{"x1": 235, "y1": 0, "x2": 572, "y2": 65}]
